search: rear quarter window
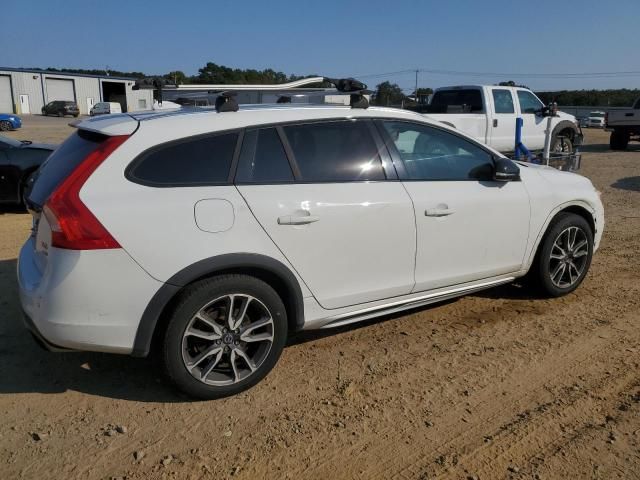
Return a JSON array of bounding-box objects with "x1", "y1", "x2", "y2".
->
[{"x1": 127, "y1": 132, "x2": 238, "y2": 187}]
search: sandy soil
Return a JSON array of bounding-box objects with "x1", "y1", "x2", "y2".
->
[{"x1": 1, "y1": 117, "x2": 639, "y2": 480}]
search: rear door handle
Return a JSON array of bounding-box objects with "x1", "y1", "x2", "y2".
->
[
  {"x1": 493, "y1": 119, "x2": 498, "y2": 127},
  {"x1": 278, "y1": 215, "x2": 320, "y2": 225},
  {"x1": 425, "y1": 208, "x2": 455, "y2": 217}
]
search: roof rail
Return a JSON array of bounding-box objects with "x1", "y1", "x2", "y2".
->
[{"x1": 133, "y1": 76, "x2": 371, "y2": 110}]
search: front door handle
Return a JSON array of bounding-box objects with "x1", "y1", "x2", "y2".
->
[
  {"x1": 425, "y1": 207, "x2": 455, "y2": 217},
  {"x1": 278, "y1": 215, "x2": 320, "y2": 225},
  {"x1": 493, "y1": 119, "x2": 498, "y2": 127}
]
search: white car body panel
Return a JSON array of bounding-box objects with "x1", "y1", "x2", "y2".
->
[
  {"x1": 403, "y1": 179, "x2": 530, "y2": 291},
  {"x1": 18, "y1": 104, "x2": 604, "y2": 355},
  {"x1": 237, "y1": 182, "x2": 416, "y2": 309}
]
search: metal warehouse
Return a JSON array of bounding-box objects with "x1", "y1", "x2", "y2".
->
[{"x1": 0, "y1": 68, "x2": 154, "y2": 115}]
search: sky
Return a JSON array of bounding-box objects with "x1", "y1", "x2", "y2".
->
[{"x1": 2, "y1": 0, "x2": 639, "y2": 92}]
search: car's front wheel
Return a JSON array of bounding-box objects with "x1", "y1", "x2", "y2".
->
[
  {"x1": 162, "y1": 274, "x2": 288, "y2": 399},
  {"x1": 530, "y1": 212, "x2": 593, "y2": 297},
  {"x1": 0, "y1": 120, "x2": 11, "y2": 131}
]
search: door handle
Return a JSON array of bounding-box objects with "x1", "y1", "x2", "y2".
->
[
  {"x1": 493, "y1": 119, "x2": 498, "y2": 127},
  {"x1": 425, "y1": 208, "x2": 455, "y2": 217},
  {"x1": 278, "y1": 215, "x2": 320, "y2": 225}
]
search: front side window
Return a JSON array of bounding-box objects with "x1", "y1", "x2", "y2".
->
[
  {"x1": 382, "y1": 121, "x2": 494, "y2": 181},
  {"x1": 235, "y1": 128, "x2": 294, "y2": 183},
  {"x1": 128, "y1": 132, "x2": 238, "y2": 186},
  {"x1": 283, "y1": 120, "x2": 385, "y2": 182},
  {"x1": 492, "y1": 89, "x2": 515, "y2": 114},
  {"x1": 517, "y1": 90, "x2": 544, "y2": 114}
]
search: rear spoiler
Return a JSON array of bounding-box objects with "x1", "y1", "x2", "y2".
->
[{"x1": 68, "y1": 114, "x2": 139, "y2": 136}]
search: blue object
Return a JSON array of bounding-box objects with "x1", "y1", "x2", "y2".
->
[
  {"x1": 0, "y1": 113, "x2": 22, "y2": 130},
  {"x1": 514, "y1": 117, "x2": 537, "y2": 162}
]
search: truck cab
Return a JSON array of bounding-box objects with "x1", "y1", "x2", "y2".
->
[{"x1": 424, "y1": 85, "x2": 581, "y2": 154}]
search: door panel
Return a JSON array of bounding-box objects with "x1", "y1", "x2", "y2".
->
[
  {"x1": 379, "y1": 119, "x2": 530, "y2": 292},
  {"x1": 238, "y1": 183, "x2": 416, "y2": 309},
  {"x1": 489, "y1": 88, "x2": 517, "y2": 151},
  {"x1": 403, "y1": 181, "x2": 530, "y2": 291},
  {"x1": 516, "y1": 90, "x2": 547, "y2": 150}
]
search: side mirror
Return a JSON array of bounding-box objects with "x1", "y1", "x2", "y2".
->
[{"x1": 494, "y1": 158, "x2": 520, "y2": 181}]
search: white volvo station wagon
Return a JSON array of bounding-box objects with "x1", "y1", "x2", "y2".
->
[{"x1": 18, "y1": 96, "x2": 604, "y2": 399}]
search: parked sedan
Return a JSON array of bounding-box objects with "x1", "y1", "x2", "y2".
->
[
  {"x1": 41, "y1": 101, "x2": 80, "y2": 118},
  {"x1": 0, "y1": 113, "x2": 22, "y2": 131},
  {"x1": 0, "y1": 135, "x2": 55, "y2": 206}
]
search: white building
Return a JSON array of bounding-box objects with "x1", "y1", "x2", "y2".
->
[{"x1": 0, "y1": 68, "x2": 154, "y2": 115}]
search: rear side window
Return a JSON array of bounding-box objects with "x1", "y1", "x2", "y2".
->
[
  {"x1": 428, "y1": 89, "x2": 484, "y2": 113},
  {"x1": 29, "y1": 129, "x2": 106, "y2": 207},
  {"x1": 235, "y1": 128, "x2": 294, "y2": 183},
  {"x1": 128, "y1": 132, "x2": 238, "y2": 186},
  {"x1": 283, "y1": 120, "x2": 385, "y2": 182}
]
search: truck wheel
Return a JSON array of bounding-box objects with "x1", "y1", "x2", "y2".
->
[
  {"x1": 610, "y1": 130, "x2": 629, "y2": 150},
  {"x1": 551, "y1": 135, "x2": 573, "y2": 154}
]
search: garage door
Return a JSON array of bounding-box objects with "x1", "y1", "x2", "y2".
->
[
  {"x1": 45, "y1": 78, "x2": 75, "y2": 102},
  {"x1": 0, "y1": 75, "x2": 13, "y2": 113}
]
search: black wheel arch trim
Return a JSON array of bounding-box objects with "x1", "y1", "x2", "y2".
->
[{"x1": 131, "y1": 253, "x2": 306, "y2": 357}]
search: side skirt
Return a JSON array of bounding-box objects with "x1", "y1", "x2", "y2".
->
[{"x1": 314, "y1": 277, "x2": 515, "y2": 330}]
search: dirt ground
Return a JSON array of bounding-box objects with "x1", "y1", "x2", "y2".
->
[{"x1": 1, "y1": 116, "x2": 639, "y2": 480}]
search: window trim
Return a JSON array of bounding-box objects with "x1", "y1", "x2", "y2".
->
[
  {"x1": 233, "y1": 127, "x2": 296, "y2": 185},
  {"x1": 125, "y1": 128, "x2": 242, "y2": 188},
  {"x1": 374, "y1": 119, "x2": 501, "y2": 182}
]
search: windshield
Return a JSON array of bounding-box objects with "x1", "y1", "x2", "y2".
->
[
  {"x1": 590, "y1": 112, "x2": 605, "y2": 118},
  {"x1": 0, "y1": 134, "x2": 22, "y2": 148}
]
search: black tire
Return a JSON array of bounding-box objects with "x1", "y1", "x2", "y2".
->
[
  {"x1": 0, "y1": 120, "x2": 11, "y2": 131},
  {"x1": 529, "y1": 212, "x2": 593, "y2": 297},
  {"x1": 551, "y1": 135, "x2": 573, "y2": 154},
  {"x1": 610, "y1": 130, "x2": 629, "y2": 151},
  {"x1": 57, "y1": 111, "x2": 64, "y2": 117},
  {"x1": 162, "y1": 274, "x2": 288, "y2": 399}
]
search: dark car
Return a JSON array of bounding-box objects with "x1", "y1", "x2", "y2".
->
[
  {"x1": 0, "y1": 135, "x2": 56, "y2": 207},
  {"x1": 41, "y1": 101, "x2": 80, "y2": 118}
]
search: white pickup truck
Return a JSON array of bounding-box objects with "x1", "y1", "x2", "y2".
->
[
  {"x1": 421, "y1": 85, "x2": 582, "y2": 154},
  {"x1": 605, "y1": 98, "x2": 640, "y2": 150}
]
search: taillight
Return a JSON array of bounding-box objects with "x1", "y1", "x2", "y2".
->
[
  {"x1": 43, "y1": 134, "x2": 128, "y2": 250},
  {"x1": 604, "y1": 112, "x2": 608, "y2": 127}
]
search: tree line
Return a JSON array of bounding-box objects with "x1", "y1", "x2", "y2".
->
[{"x1": 33, "y1": 66, "x2": 640, "y2": 107}]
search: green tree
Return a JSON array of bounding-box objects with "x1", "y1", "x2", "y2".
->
[
  {"x1": 373, "y1": 81, "x2": 405, "y2": 106},
  {"x1": 164, "y1": 71, "x2": 188, "y2": 85}
]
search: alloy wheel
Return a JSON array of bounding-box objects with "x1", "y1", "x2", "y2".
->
[
  {"x1": 181, "y1": 294, "x2": 274, "y2": 386},
  {"x1": 548, "y1": 226, "x2": 589, "y2": 288}
]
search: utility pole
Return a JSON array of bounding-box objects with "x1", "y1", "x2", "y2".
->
[{"x1": 415, "y1": 69, "x2": 419, "y2": 102}]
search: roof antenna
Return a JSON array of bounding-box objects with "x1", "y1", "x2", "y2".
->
[{"x1": 215, "y1": 91, "x2": 239, "y2": 112}]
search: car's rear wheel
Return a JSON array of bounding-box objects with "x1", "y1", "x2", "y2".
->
[
  {"x1": 530, "y1": 212, "x2": 593, "y2": 297},
  {"x1": 610, "y1": 130, "x2": 629, "y2": 150},
  {"x1": 0, "y1": 120, "x2": 11, "y2": 131},
  {"x1": 162, "y1": 274, "x2": 288, "y2": 399}
]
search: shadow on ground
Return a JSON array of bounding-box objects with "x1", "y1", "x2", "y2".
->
[
  {"x1": 611, "y1": 176, "x2": 640, "y2": 193},
  {"x1": 1, "y1": 254, "x2": 537, "y2": 402}
]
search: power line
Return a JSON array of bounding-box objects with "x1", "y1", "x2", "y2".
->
[{"x1": 356, "y1": 68, "x2": 640, "y2": 80}]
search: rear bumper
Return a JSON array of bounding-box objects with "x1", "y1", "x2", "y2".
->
[{"x1": 17, "y1": 237, "x2": 164, "y2": 354}]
